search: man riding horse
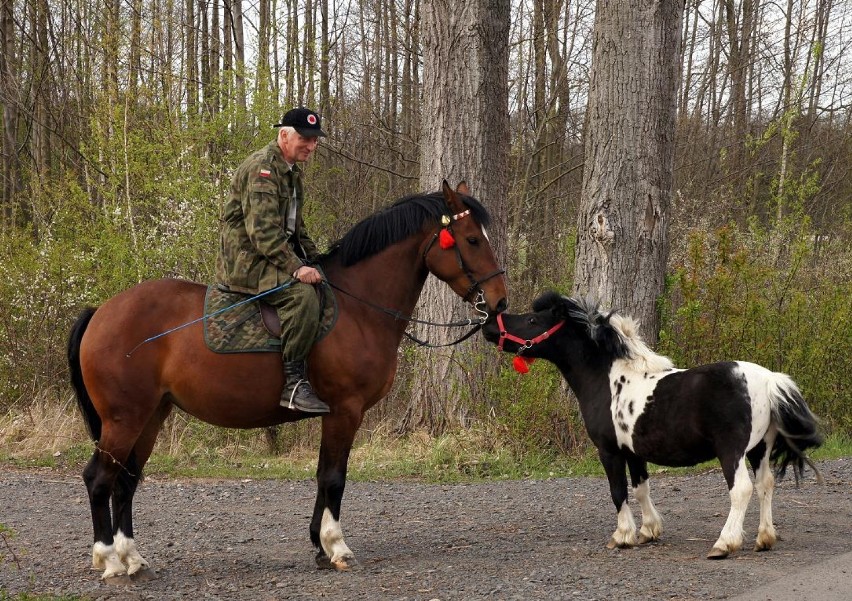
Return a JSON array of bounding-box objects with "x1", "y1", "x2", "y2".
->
[{"x1": 215, "y1": 107, "x2": 330, "y2": 415}]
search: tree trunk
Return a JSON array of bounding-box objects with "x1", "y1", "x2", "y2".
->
[
  {"x1": 399, "y1": 0, "x2": 510, "y2": 434},
  {"x1": 573, "y1": 0, "x2": 683, "y2": 344}
]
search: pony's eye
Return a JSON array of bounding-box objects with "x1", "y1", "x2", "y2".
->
[{"x1": 527, "y1": 317, "x2": 537, "y2": 325}]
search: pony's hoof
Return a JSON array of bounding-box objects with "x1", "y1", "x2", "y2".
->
[
  {"x1": 103, "y1": 573, "x2": 133, "y2": 585},
  {"x1": 315, "y1": 551, "x2": 333, "y2": 570},
  {"x1": 637, "y1": 533, "x2": 656, "y2": 545},
  {"x1": 707, "y1": 547, "x2": 729, "y2": 559},
  {"x1": 331, "y1": 556, "x2": 357, "y2": 571},
  {"x1": 130, "y1": 567, "x2": 158, "y2": 582},
  {"x1": 606, "y1": 538, "x2": 633, "y2": 550}
]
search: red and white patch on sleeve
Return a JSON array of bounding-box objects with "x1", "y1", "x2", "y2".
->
[{"x1": 259, "y1": 169, "x2": 271, "y2": 177}]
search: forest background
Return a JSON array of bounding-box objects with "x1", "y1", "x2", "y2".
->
[{"x1": 1, "y1": 0, "x2": 850, "y2": 467}]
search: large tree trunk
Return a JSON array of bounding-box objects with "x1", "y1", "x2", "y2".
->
[
  {"x1": 399, "y1": 0, "x2": 510, "y2": 434},
  {"x1": 573, "y1": 0, "x2": 683, "y2": 344}
]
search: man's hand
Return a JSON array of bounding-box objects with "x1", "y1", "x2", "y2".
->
[{"x1": 293, "y1": 265, "x2": 322, "y2": 284}]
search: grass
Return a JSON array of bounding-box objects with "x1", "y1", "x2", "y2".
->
[
  {"x1": 1, "y1": 394, "x2": 849, "y2": 483},
  {"x1": 0, "y1": 403, "x2": 852, "y2": 483}
]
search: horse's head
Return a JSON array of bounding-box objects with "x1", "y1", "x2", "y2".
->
[
  {"x1": 482, "y1": 291, "x2": 626, "y2": 365},
  {"x1": 422, "y1": 181, "x2": 508, "y2": 316}
]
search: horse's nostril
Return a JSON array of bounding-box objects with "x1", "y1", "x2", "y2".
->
[{"x1": 496, "y1": 298, "x2": 508, "y2": 313}]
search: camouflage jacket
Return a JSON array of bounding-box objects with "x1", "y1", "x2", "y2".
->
[{"x1": 216, "y1": 139, "x2": 320, "y2": 294}]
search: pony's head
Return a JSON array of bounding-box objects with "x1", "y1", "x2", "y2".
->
[{"x1": 483, "y1": 290, "x2": 672, "y2": 374}]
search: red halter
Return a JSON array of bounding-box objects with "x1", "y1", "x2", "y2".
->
[{"x1": 496, "y1": 313, "x2": 565, "y2": 352}]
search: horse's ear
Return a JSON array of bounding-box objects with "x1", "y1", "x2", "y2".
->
[
  {"x1": 455, "y1": 181, "x2": 470, "y2": 195},
  {"x1": 441, "y1": 179, "x2": 464, "y2": 212}
]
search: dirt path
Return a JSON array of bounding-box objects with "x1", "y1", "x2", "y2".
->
[{"x1": 1, "y1": 458, "x2": 850, "y2": 600}]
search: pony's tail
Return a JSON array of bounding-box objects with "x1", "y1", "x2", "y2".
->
[
  {"x1": 68, "y1": 307, "x2": 101, "y2": 442},
  {"x1": 767, "y1": 372, "x2": 824, "y2": 485}
]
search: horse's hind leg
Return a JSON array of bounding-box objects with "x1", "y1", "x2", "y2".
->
[
  {"x1": 111, "y1": 403, "x2": 172, "y2": 577},
  {"x1": 83, "y1": 445, "x2": 130, "y2": 578},
  {"x1": 626, "y1": 455, "x2": 662, "y2": 544},
  {"x1": 748, "y1": 438, "x2": 777, "y2": 551},
  {"x1": 708, "y1": 456, "x2": 753, "y2": 559}
]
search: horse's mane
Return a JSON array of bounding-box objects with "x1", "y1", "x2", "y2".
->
[
  {"x1": 323, "y1": 191, "x2": 491, "y2": 267},
  {"x1": 536, "y1": 291, "x2": 674, "y2": 373}
]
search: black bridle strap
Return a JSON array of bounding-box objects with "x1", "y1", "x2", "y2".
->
[
  {"x1": 422, "y1": 225, "x2": 507, "y2": 303},
  {"x1": 403, "y1": 322, "x2": 483, "y2": 348},
  {"x1": 324, "y1": 280, "x2": 485, "y2": 329}
]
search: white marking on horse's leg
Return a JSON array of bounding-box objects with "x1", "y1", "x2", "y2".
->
[
  {"x1": 320, "y1": 508, "x2": 355, "y2": 568},
  {"x1": 92, "y1": 541, "x2": 127, "y2": 579},
  {"x1": 114, "y1": 530, "x2": 150, "y2": 575},
  {"x1": 754, "y1": 452, "x2": 777, "y2": 551},
  {"x1": 607, "y1": 502, "x2": 637, "y2": 549},
  {"x1": 710, "y1": 460, "x2": 753, "y2": 557},
  {"x1": 634, "y1": 480, "x2": 662, "y2": 543}
]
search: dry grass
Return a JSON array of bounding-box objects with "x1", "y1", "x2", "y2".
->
[{"x1": 0, "y1": 388, "x2": 87, "y2": 459}]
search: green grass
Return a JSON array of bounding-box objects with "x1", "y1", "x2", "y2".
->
[{"x1": 4, "y1": 433, "x2": 847, "y2": 484}]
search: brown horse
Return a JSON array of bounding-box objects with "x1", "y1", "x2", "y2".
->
[{"x1": 67, "y1": 181, "x2": 508, "y2": 580}]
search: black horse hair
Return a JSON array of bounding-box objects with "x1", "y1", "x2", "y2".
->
[{"x1": 324, "y1": 191, "x2": 491, "y2": 267}]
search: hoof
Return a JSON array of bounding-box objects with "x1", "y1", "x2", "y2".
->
[
  {"x1": 707, "y1": 547, "x2": 730, "y2": 559},
  {"x1": 606, "y1": 538, "x2": 633, "y2": 550},
  {"x1": 103, "y1": 574, "x2": 133, "y2": 585},
  {"x1": 130, "y1": 567, "x2": 158, "y2": 582},
  {"x1": 334, "y1": 557, "x2": 358, "y2": 571},
  {"x1": 637, "y1": 533, "x2": 657, "y2": 545},
  {"x1": 315, "y1": 551, "x2": 357, "y2": 571},
  {"x1": 315, "y1": 551, "x2": 333, "y2": 570}
]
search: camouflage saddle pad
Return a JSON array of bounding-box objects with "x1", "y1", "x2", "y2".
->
[{"x1": 203, "y1": 283, "x2": 338, "y2": 354}]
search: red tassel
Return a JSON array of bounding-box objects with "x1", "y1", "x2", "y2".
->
[
  {"x1": 513, "y1": 355, "x2": 535, "y2": 374},
  {"x1": 439, "y1": 228, "x2": 456, "y2": 249}
]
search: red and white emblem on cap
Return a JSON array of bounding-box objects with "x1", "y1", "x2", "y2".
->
[{"x1": 307, "y1": 114, "x2": 317, "y2": 125}]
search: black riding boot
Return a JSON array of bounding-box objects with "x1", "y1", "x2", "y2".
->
[{"x1": 281, "y1": 361, "x2": 330, "y2": 414}]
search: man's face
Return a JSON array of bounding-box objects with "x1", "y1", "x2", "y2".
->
[{"x1": 279, "y1": 129, "x2": 320, "y2": 163}]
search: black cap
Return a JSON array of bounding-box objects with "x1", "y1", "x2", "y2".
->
[{"x1": 274, "y1": 107, "x2": 327, "y2": 137}]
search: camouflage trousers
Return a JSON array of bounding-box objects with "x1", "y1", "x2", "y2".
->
[{"x1": 265, "y1": 281, "x2": 320, "y2": 361}]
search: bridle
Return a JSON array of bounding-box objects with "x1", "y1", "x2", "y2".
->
[
  {"x1": 496, "y1": 312, "x2": 564, "y2": 353},
  {"x1": 422, "y1": 209, "x2": 506, "y2": 322}
]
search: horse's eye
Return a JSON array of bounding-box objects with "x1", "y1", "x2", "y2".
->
[{"x1": 466, "y1": 236, "x2": 479, "y2": 246}]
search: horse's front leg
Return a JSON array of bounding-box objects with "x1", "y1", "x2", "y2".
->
[
  {"x1": 310, "y1": 409, "x2": 362, "y2": 571},
  {"x1": 599, "y1": 448, "x2": 636, "y2": 549},
  {"x1": 626, "y1": 455, "x2": 662, "y2": 544}
]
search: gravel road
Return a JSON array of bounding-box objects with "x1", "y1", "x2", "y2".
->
[{"x1": 1, "y1": 458, "x2": 849, "y2": 600}]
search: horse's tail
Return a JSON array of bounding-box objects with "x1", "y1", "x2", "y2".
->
[
  {"x1": 766, "y1": 371, "x2": 824, "y2": 485},
  {"x1": 68, "y1": 307, "x2": 101, "y2": 442}
]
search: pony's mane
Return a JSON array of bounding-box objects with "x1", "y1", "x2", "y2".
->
[
  {"x1": 324, "y1": 191, "x2": 491, "y2": 267},
  {"x1": 606, "y1": 312, "x2": 674, "y2": 373},
  {"x1": 537, "y1": 291, "x2": 674, "y2": 373}
]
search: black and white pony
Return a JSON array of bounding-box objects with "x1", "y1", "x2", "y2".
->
[{"x1": 483, "y1": 291, "x2": 823, "y2": 559}]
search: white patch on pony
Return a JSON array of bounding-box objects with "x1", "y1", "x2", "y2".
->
[
  {"x1": 634, "y1": 480, "x2": 662, "y2": 542},
  {"x1": 735, "y1": 361, "x2": 776, "y2": 450},
  {"x1": 481, "y1": 226, "x2": 490, "y2": 242},
  {"x1": 92, "y1": 541, "x2": 126, "y2": 579},
  {"x1": 320, "y1": 508, "x2": 354, "y2": 565},
  {"x1": 114, "y1": 530, "x2": 149, "y2": 575},
  {"x1": 712, "y1": 459, "x2": 753, "y2": 555},
  {"x1": 608, "y1": 502, "x2": 637, "y2": 548},
  {"x1": 606, "y1": 314, "x2": 681, "y2": 451}
]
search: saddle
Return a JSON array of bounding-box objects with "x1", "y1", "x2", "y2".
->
[{"x1": 203, "y1": 284, "x2": 337, "y2": 354}]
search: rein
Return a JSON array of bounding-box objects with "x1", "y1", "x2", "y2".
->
[
  {"x1": 324, "y1": 280, "x2": 487, "y2": 348},
  {"x1": 496, "y1": 312, "x2": 565, "y2": 353}
]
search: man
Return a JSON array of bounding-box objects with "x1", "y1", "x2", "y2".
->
[{"x1": 216, "y1": 107, "x2": 330, "y2": 415}]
